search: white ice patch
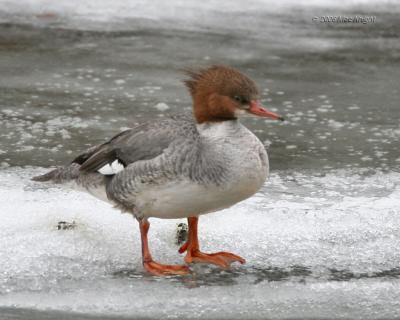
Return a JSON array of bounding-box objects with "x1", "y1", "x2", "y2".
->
[
  {"x1": 97, "y1": 159, "x2": 125, "y2": 175},
  {"x1": 153, "y1": 102, "x2": 170, "y2": 111},
  {"x1": 1, "y1": 167, "x2": 400, "y2": 318}
]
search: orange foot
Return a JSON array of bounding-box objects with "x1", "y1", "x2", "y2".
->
[
  {"x1": 143, "y1": 260, "x2": 190, "y2": 276},
  {"x1": 179, "y1": 243, "x2": 245, "y2": 268}
]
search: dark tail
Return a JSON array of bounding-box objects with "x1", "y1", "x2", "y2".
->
[
  {"x1": 31, "y1": 168, "x2": 60, "y2": 182},
  {"x1": 32, "y1": 146, "x2": 101, "y2": 183},
  {"x1": 31, "y1": 164, "x2": 80, "y2": 183}
]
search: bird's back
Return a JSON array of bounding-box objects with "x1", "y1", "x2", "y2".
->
[{"x1": 32, "y1": 113, "x2": 205, "y2": 210}]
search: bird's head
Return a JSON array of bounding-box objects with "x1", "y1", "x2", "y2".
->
[{"x1": 183, "y1": 65, "x2": 284, "y2": 124}]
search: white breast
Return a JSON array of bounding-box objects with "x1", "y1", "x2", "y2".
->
[{"x1": 138, "y1": 121, "x2": 269, "y2": 219}]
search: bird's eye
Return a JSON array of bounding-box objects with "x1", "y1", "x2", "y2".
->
[
  {"x1": 233, "y1": 95, "x2": 249, "y2": 105},
  {"x1": 233, "y1": 95, "x2": 243, "y2": 103}
]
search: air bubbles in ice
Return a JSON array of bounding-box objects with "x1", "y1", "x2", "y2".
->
[
  {"x1": 154, "y1": 102, "x2": 170, "y2": 111},
  {"x1": 316, "y1": 105, "x2": 334, "y2": 113},
  {"x1": 114, "y1": 79, "x2": 126, "y2": 85}
]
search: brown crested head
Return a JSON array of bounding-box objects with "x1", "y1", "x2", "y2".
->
[{"x1": 183, "y1": 65, "x2": 284, "y2": 124}]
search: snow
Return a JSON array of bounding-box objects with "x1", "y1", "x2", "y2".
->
[{"x1": 0, "y1": 167, "x2": 400, "y2": 318}]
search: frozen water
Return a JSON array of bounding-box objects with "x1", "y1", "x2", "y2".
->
[
  {"x1": 0, "y1": 167, "x2": 400, "y2": 318},
  {"x1": 1, "y1": 0, "x2": 400, "y2": 171},
  {"x1": 0, "y1": 0, "x2": 399, "y2": 45},
  {"x1": 0, "y1": 0, "x2": 399, "y2": 318}
]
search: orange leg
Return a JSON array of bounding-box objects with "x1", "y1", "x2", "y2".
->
[
  {"x1": 178, "y1": 217, "x2": 245, "y2": 268},
  {"x1": 139, "y1": 219, "x2": 190, "y2": 276}
]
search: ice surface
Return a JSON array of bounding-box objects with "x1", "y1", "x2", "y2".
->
[
  {"x1": 0, "y1": 0, "x2": 399, "y2": 172},
  {"x1": 0, "y1": 1, "x2": 400, "y2": 317},
  {"x1": 0, "y1": 167, "x2": 400, "y2": 318},
  {"x1": 0, "y1": 0, "x2": 397, "y2": 32}
]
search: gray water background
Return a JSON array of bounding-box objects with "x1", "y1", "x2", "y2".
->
[
  {"x1": 0, "y1": 2, "x2": 399, "y2": 171},
  {"x1": 0, "y1": 1, "x2": 400, "y2": 319}
]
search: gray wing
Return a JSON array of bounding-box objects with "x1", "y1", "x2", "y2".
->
[
  {"x1": 78, "y1": 114, "x2": 197, "y2": 173},
  {"x1": 31, "y1": 114, "x2": 197, "y2": 182}
]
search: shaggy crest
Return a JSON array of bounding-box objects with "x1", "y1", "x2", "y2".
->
[{"x1": 182, "y1": 65, "x2": 259, "y2": 99}]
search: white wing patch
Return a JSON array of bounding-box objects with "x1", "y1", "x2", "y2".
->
[{"x1": 98, "y1": 159, "x2": 125, "y2": 175}]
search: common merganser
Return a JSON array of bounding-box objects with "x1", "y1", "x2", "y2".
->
[{"x1": 33, "y1": 65, "x2": 283, "y2": 276}]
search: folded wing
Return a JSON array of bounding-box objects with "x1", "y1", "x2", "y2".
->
[{"x1": 77, "y1": 114, "x2": 196, "y2": 174}]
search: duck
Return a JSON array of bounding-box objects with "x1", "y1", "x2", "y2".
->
[{"x1": 32, "y1": 65, "x2": 284, "y2": 276}]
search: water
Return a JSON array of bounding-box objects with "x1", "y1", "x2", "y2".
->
[{"x1": 0, "y1": 0, "x2": 400, "y2": 319}]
